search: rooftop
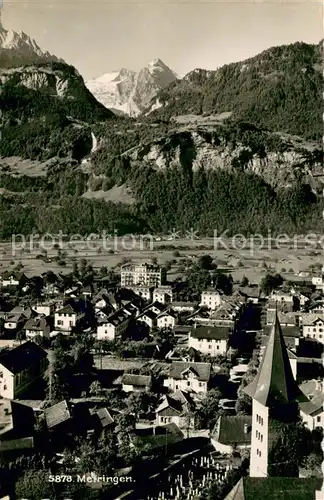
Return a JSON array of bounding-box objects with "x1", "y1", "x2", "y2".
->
[
  {"x1": 212, "y1": 415, "x2": 252, "y2": 446},
  {"x1": 121, "y1": 374, "x2": 152, "y2": 387},
  {"x1": 244, "y1": 313, "x2": 308, "y2": 407},
  {"x1": 44, "y1": 400, "x2": 71, "y2": 429},
  {"x1": 224, "y1": 477, "x2": 321, "y2": 500},
  {"x1": 0, "y1": 341, "x2": 47, "y2": 374},
  {"x1": 191, "y1": 325, "x2": 231, "y2": 340},
  {"x1": 169, "y1": 361, "x2": 211, "y2": 382}
]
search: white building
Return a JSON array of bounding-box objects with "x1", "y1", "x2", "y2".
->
[
  {"x1": 299, "y1": 379, "x2": 324, "y2": 431},
  {"x1": 96, "y1": 309, "x2": 130, "y2": 341},
  {"x1": 0, "y1": 342, "x2": 47, "y2": 399},
  {"x1": 32, "y1": 302, "x2": 55, "y2": 317},
  {"x1": 311, "y1": 275, "x2": 324, "y2": 291},
  {"x1": 121, "y1": 263, "x2": 165, "y2": 288},
  {"x1": 301, "y1": 315, "x2": 324, "y2": 343},
  {"x1": 153, "y1": 286, "x2": 173, "y2": 304},
  {"x1": 270, "y1": 291, "x2": 294, "y2": 304},
  {"x1": 189, "y1": 326, "x2": 230, "y2": 356},
  {"x1": 131, "y1": 286, "x2": 152, "y2": 301},
  {"x1": 200, "y1": 290, "x2": 222, "y2": 310},
  {"x1": 54, "y1": 303, "x2": 84, "y2": 333},
  {"x1": 155, "y1": 390, "x2": 196, "y2": 428},
  {"x1": 137, "y1": 310, "x2": 157, "y2": 329},
  {"x1": 156, "y1": 310, "x2": 177, "y2": 330},
  {"x1": 164, "y1": 362, "x2": 211, "y2": 394}
]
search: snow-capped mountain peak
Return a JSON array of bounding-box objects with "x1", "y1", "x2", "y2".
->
[
  {"x1": 0, "y1": 21, "x2": 62, "y2": 68},
  {"x1": 86, "y1": 58, "x2": 178, "y2": 116}
]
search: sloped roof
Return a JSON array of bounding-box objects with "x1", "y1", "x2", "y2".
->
[
  {"x1": 169, "y1": 362, "x2": 211, "y2": 382},
  {"x1": 224, "y1": 477, "x2": 322, "y2": 500},
  {"x1": 212, "y1": 415, "x2": 252, "y2": 446},
  {"x1": 0, "y1": 341, "x2": 47, "y2": 374},
  {"x1": 93, "y1": 407, "x2": 114, "y2": 428},
  {"x1": 121, "y1": 374, "x2": 152, "y2": 387},
  {"x1": 44, "y1": 400, "x2": 71, "y2": 429},
  {"x1": 24, "y1": 316, "x2": 50, "y2": 331},
  {"x1": 299, "y1": 379, "x2": 324, "y2": 416},
  {"x1": 263, "y1": 325, "x2": 300, "y2": 338},
  {"x1": 156, "y1": 391, "x2": 195, "y2": 416},
  {"x1": 191, "y1": 325, "x2": 231, "y2": 340},
  {"x1": 244, "y1": 314, "x2": 308, "y2": 407}
]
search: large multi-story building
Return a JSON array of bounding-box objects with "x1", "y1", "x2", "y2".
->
[
  {"x1": 200, "y1": 290, "x2": 222, "y2": 310},
  {"x1": 121, "y1": 263, "x2": 166, "y2": 288}
]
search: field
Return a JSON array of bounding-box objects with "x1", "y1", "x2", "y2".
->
[{"x1": 0, "y1": 236, "x2": 321, "y2": 284}]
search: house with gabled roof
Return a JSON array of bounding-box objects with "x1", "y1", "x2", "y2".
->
[
  {"x1": 153, "y1": 286, "x2": 173, "y2": 304},
  {"x1": 44, "y1": 400, "x2": 72, "y2": 431},
  {"x1": 96, "y1": 308, "x2": 130, "y2": 341},
  {"x1": 211, "y1": 415, "x2": 252, "y2": 454},
  {"x1": 54, "y1": 301, "x2": 85, "y2": 333},
  {"x1": 189, "y1": 325, "x2": 231, "y2": 356},
  {"x1": 121, "y1": 373, "x2": 152, "y2": 393},
  {"x1": 155, "y1": 390, "x2": 196, "y2": 429},
  {"x1": 301, "y1": 314, "x2": 324, "y2": 344},
  {"x1": 0, "y1": 341, "x2": 47, "y2": 399},
  {"x1": 299, "y1": 379, "x2": 324, "y2": 431},
  {"x1": 156, "y1": 309, "x2": 177, "y2": 329},
  {"x1": 137, "y1": 309, "x2": 158, "y2": 329},
  {"x1": 24, "y1": 316, "x2": 52, "y2": 340},
  {"x1": 164, "y1": 361, "x2": 211, "y2": 394},
  {"x1": 0, "y1": 271, "x2": 27, "y2": 288}
]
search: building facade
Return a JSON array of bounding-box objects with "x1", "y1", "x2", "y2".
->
[{"x1": 121, "y1": 263, "x2": 166, "y2": 288}]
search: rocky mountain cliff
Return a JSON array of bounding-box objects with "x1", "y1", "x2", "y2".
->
[
  {"x1": 86, "y1": 59, "x2": 178, "y2": 116},
  {"x1": 0, "y1": 61, "x2": 114, "y2": 160},
  {"x1": 0, "y1": 34, "x2": 322, "y2": 237},
  {"x1": 0, "y1": 21, "x2": 62, "y2": 68}
]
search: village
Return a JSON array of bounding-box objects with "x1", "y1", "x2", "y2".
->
[{"x1": 0, "y1": 256, "x2": 322, "y2": 499}]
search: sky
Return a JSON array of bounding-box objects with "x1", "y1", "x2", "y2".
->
[{"x1": 1, "y1": 0, "x2": 323, "y2": 79}]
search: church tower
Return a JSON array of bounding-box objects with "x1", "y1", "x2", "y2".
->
[{"x1": 244, "y1": 313, "x2": 308, "y2": 478}]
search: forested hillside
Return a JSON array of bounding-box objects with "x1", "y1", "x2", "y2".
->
[
  {"x1": 0, "y1": 62, "x2": 114, "y2": 160},
  {"x1": 0, "y1": 43, "x2": 322, "y2": 238},
  {"x1": 150, "y1": 42, "x2": 322, "y2": 139}
]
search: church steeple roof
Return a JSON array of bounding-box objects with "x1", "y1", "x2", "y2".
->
[{"x1": 244, "y1": 313, "x2": 308, "y2": 407}]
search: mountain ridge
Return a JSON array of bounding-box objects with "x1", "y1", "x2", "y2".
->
[
  {"x1": 0, "y1": 35, "x2": 322, "y2": 238},
  {"x1": 0, "y1": 22, "x2": 63, "y2": 68},
  {"x1": 147, "y1": 41, "x2": 322, "y2": 140},
  {"x1": 86, "y1": 58, "x2": 178, "y2": 116}
]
